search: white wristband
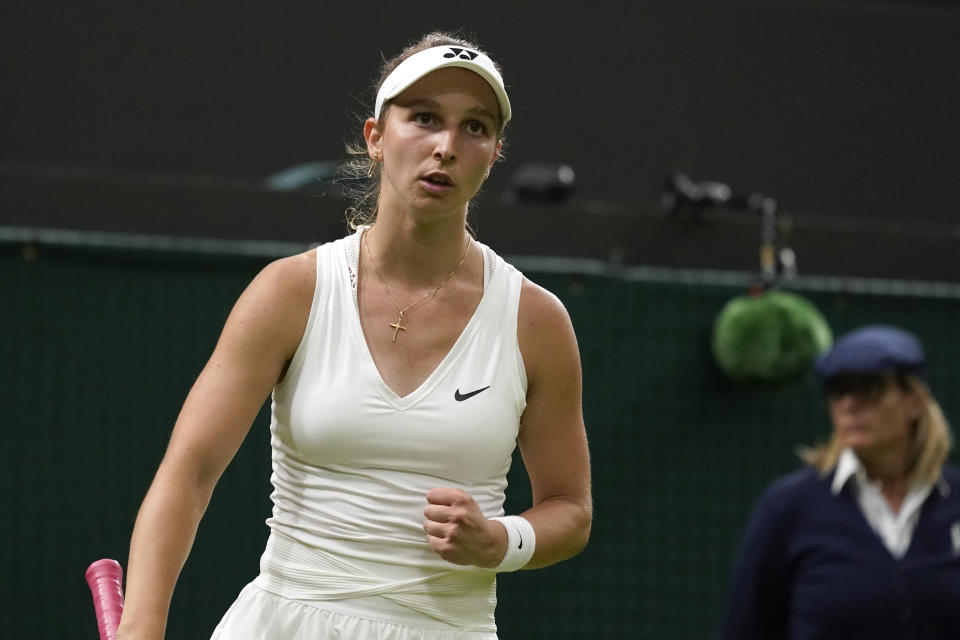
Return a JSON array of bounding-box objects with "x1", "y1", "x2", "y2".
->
[{"x1": 489, "y1": 515, "x2": 536, "y2": 572}]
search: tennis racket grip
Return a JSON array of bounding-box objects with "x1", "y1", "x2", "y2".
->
[{"x1": 86, "y1": 559, "x2": 125, "y2": 640}]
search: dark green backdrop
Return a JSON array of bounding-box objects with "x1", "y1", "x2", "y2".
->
[{"x1": 3, "y1": 233, "x2": 959, "y2": 639}]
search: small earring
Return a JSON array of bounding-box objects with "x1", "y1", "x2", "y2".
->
[{"x1": 367, "y1": 152, "x2": 379, "y2": 178}]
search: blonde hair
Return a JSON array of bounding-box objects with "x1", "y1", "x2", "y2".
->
[
  {"x1": 798, "y1": 374, "x2": 953, "y2": 487},
  {"x1": 337, "y1": 31, "x2": 508, "y2": 230}
]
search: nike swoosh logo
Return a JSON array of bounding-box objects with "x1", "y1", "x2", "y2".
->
[
  {"x1": 454, "y1": 386, "x2": 490, "y2": 401},
  {"x1": 518, "y1": 532, "x2": 523, "y2": 549}
]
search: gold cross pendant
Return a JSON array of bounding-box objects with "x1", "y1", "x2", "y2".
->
[{"x1": 389, "y1": 311, "x2": 407, "y2": 342}]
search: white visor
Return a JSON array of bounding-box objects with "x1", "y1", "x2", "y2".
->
[{"x1": 374, "y1": 45, "x2": 511, "y2": 125}]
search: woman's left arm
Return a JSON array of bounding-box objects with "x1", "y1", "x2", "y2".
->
[
  {"x1": 422, "y1": 278, "x2": 591, "y2": 569},
  {"x1": 514, "y1": 278, "x2": 592, "y2": 568}
]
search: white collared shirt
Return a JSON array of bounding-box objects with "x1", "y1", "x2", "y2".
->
[{"x1": 831, "y1": 448, "x2": 934, "y2": 559}]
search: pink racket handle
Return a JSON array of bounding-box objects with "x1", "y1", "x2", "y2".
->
[{"x1": 86, "y1": 559, "x2": 125, "y2": 640}]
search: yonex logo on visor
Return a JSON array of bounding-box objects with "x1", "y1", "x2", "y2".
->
[
  {"x1": 374, "y1": 45, "x2": 512, "y2": 124},
  {"x1": 444, "y1": 48, "x2": 478, "y2": 60}
]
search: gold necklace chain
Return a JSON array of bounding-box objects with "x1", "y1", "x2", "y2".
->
[{"x1": 362, "y1": 230, "x2": 471, "y2": 343}]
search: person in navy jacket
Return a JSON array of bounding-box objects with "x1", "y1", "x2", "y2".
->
[{"x1": 721, "y1": 324, "x2": 960, "y2": 640}]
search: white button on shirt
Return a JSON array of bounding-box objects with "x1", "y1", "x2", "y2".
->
[{"x1": 831, "y1": 448, "x2": 933, "y2": 559}]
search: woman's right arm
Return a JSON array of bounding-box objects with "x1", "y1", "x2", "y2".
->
[{"x1": 116, "y1": 251, "x2": 316, "y2": 640}]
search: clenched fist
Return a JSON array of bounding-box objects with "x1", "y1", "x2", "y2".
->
[{"x1": 423, "y1": 488, "x2": 508, "y2": 568}]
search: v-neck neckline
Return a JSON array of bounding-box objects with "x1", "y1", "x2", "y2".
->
[
  {"x1": 342, "y1": 229, "x2": 493, "y2": 411},
  {"x1": 839, "y1": 480, "x2": 932, "y2": 563}
]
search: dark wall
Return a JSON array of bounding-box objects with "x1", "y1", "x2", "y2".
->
[{"x1": 3, "y1": 0, "x2": 959, "y2": 226}]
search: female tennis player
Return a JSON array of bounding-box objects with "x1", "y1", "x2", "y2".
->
[
  {"x1": 721, "y1": 325, "x2": 960, "y2": 639},
  {"x1": 115, "y1": 31, "x2": 592, "y2": 639}
]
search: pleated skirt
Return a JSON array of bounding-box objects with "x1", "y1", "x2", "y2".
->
[{"x1": 210, "y1": 583, "x2": 499, "y2": 640}]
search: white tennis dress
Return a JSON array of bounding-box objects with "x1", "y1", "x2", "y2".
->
[{"x1": 211, "y1": 228, "x2": 527, "y2": 639}]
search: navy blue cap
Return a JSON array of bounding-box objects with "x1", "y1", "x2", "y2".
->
[{"x1": 814, "y1": 324, "x2": 927, "y2": 381}]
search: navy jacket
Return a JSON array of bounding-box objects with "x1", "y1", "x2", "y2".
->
[{"x1": 721, "y1": 465, "x2": 960, "y2": 640}]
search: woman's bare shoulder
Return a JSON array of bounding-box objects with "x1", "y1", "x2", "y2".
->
[
  {"x1": 220, "y1": 248, "x2": 318, "y2": 353},
  {"x1": 517, "y1": 276, "x2": 580, "y2": 380},
  {"x1": 248, "y1": 248, "x2": 318, "y2": 307},
  {"x1": 518, "y1": 276, "x2": 574, "y2": 335}
]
